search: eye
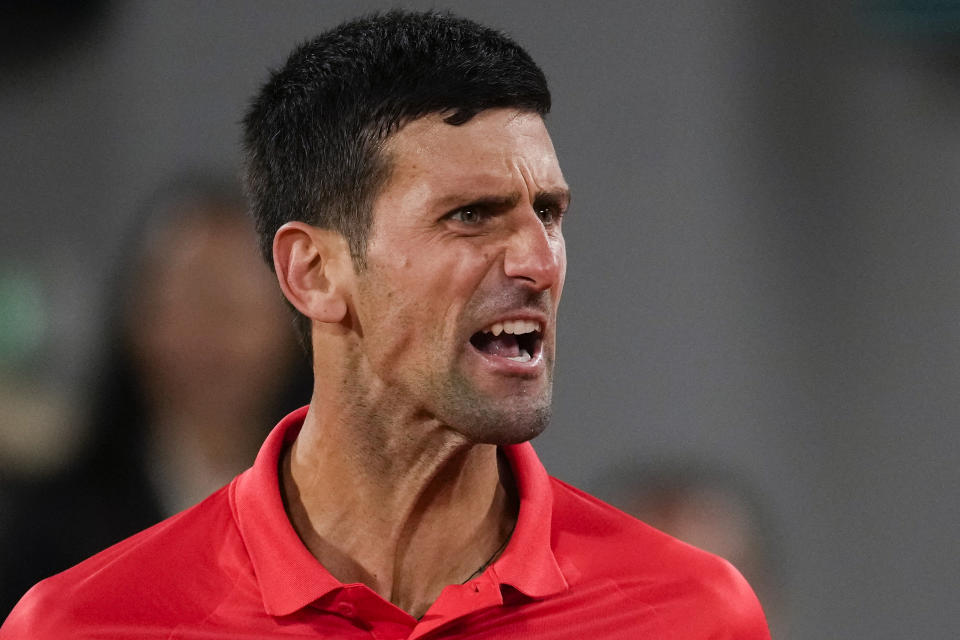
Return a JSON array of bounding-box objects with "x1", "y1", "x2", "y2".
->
[
  {"x1": 448, "y1": 207, "x2": 483, "y2": 225},
  {"x1": 536, "y1": 205, "x2": 562, "y2": 226}
]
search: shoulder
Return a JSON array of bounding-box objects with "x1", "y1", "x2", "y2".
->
[
  {"x1": 548, "y1": 477, "x2": 770, "y2": 639},
  {"x1": 0, "y1": 484, "x2": 243, "y2": 639}
]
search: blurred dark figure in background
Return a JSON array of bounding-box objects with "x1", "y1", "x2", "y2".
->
[
  {"x1": 0, "y1": 176, "x2": 312, "y2": 615},
  {"x1": 598, "y1": 458, "x2": 784, "y2": 634}
]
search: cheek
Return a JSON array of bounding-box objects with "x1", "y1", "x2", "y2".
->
[
  {"x1": 359, "y1": 238, "x2": 496, "y2": 346},
  {"x1": 355, "y1": 268, "x2": 429, "y2": 361},
  {"x1": 553, "y1": 237, "x2": 567, "y2": 302}
]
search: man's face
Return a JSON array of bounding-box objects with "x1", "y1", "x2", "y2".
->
[{"x1": 349, "y1": 108, "x2": 569, "y2": 444}]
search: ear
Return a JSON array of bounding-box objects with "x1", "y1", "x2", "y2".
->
[{"x1": 272, "y1": 222, "x2": 350, "y2": 324}]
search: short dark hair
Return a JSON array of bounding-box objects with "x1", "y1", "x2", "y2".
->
[{"x1": 241, "y1": 10, "x2": 551, "y2": 352}]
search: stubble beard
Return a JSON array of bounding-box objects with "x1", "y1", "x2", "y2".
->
[
  {"x1": 434, "y1": 288, "x2": 558, "y2": 445},
  {"x1": 427, "y1": 356, "x2": 555, "y2": 446}
]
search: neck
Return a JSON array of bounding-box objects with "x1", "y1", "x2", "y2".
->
[{"x1": 281, "y1": 401, "x2": 517, "y2": 619}]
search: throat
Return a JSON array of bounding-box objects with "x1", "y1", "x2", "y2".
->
[{"x1": 283, "y1": 432, "x2": 518, "y2": 619}]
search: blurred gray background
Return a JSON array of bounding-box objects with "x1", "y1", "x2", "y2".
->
[{"x1": 2, "y1": 1, "x2": 959, "y2": 637}]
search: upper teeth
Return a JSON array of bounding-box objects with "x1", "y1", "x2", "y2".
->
[{"x1": 485, "y1": 319, "x2": 541, "y2": 336}]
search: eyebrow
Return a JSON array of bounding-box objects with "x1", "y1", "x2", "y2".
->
[
  {"x1": 533, "y1": 188, "x2": 571, "y2": 211},
  {"x1": 438, "y1": 188, "x2": 571, "y2": 212}
]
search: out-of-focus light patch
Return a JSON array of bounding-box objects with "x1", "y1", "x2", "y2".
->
[
  {"x1": 864, "y1": 1, "x2": 960, "y2": 36},
  {"x1": 0, "y1": 270, "x2": 48, "y2": 372},
  {"x1": 0, "y1": 269, "x2": 77, "y2": 476},
  {"x1": 0, "y1": 383, "x2": 75, "y2": 476}
]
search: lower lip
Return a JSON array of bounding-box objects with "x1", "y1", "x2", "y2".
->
[{"x1": 467, "y1": 342, "x2": 545, "y2": 377}]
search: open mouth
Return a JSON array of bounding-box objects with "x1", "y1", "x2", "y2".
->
[{"x1": 469, "y1": 319, "x2": 543, "y2": 363}]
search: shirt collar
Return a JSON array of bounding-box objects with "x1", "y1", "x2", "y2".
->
[
  {"x1": 232, "y1": 406, "x2": 569, "y2": 617},
  {"x1": 489, "y1": 442, "x2": 569, "y2": 599},
  {"x1": 232, "y1": 406, "x2": 340, "y2": 617}
]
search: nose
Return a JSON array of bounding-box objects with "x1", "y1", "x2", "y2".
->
[{"x1": 503, "y1": 209, "x2": 565, "y2": 292}]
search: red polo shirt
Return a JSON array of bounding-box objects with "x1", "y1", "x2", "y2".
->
[{"x1": 1, "y1": 407, "x2": 769, "y2": 639}]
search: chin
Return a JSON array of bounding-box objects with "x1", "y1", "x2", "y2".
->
[
  {"x1": 445, "y1": 397, "x2": 552, "y2": 445},
  {"x1": 427, "y1": 368, "x2": 554, "y2": 444},
  {"x1": 477, "y1": 406, "x2": 551, "y2": 445}
]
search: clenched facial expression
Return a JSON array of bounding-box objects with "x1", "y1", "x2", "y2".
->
[{"x1": 350, "y1": 108, "x2": 569, "y2": 444}]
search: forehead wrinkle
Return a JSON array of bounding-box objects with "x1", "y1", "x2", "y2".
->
[
  {"x1": 376, "y1": 109, "x2": 566, "y2": 219},
  {"x1": 512, "y1": 154, "x2": 566, "y2": 207}
]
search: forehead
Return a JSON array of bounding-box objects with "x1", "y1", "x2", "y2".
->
[{"x1": 377, "y1": 109, "x2": 567, "y2": 209}]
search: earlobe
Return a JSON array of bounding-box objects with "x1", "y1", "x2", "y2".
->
[{"x1": 273, "y1": 222, "x2": 349, "y2": 324}]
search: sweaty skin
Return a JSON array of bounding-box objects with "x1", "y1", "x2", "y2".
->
[{"x1": 278, "y1": 109, "x2": 569, "y2": 618}]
